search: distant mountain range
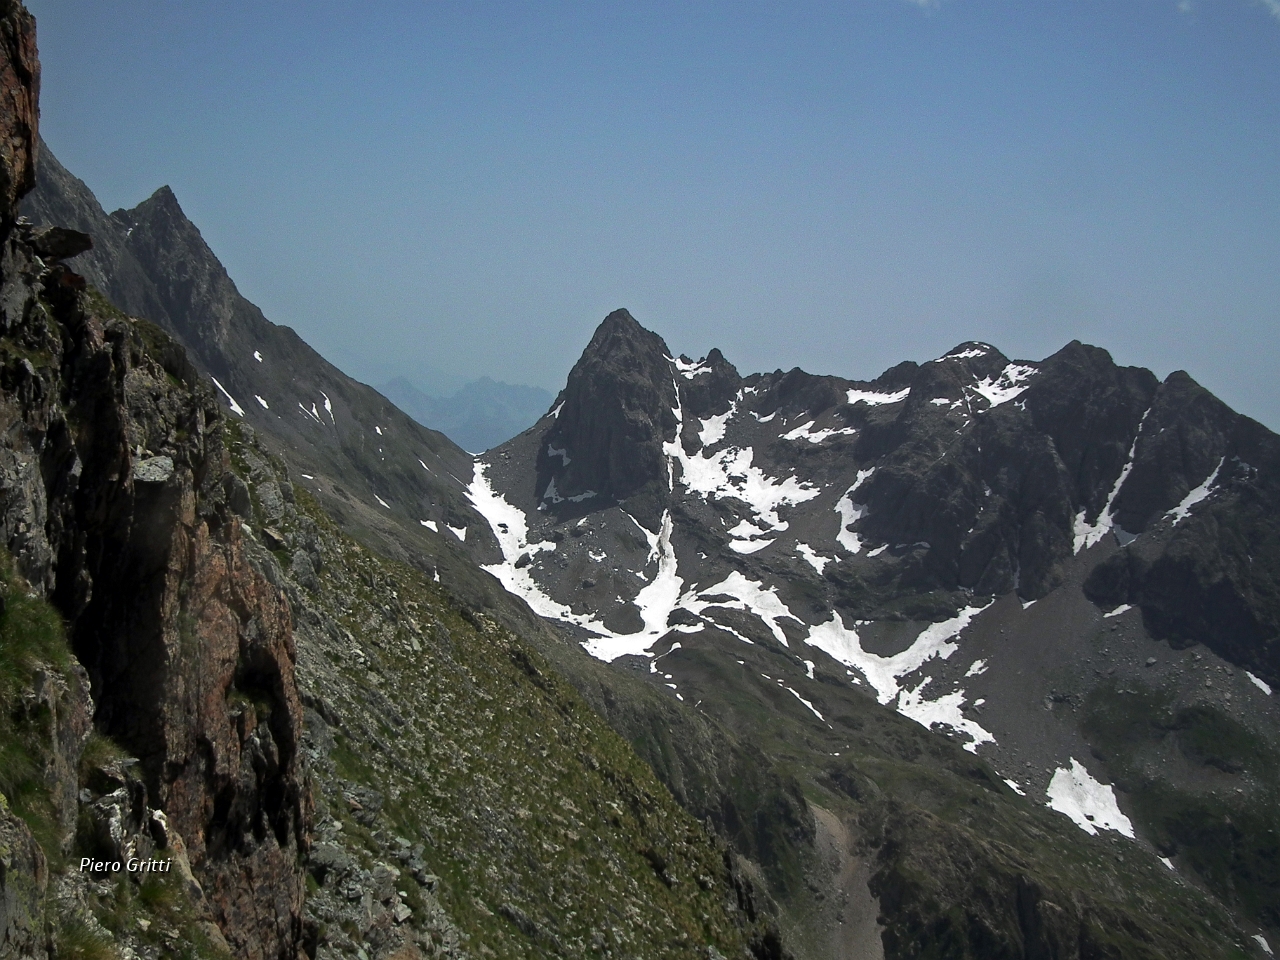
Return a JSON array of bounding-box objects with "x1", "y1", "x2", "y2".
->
[
  {"x1": 16, "y1": 112, "x2": 1280, "y2": 959},
  {"x1": 380, "y1": 375, "x2": 554, "y2": 453}
]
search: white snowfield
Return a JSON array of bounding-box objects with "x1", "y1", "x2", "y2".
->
[
  {"x1": 781, "y1": 420, "x2": 858, "y2": 444},
  {"x1": 936, "y1": 346, "x2": 991, "y2": 361},
  {"x1": 698, "y1": 404, "x2": 735, "y2": 446},
  {"x1": 795, "y1": 543, "x2": 830, "y2": 573},
  {"x1": 1247, "y1": 671, "x2": 1273, "y2": 696},
  {"x1": 465, "y1": 358, "x2": 1011, "y2": 749},
  {"x1": 1046, "y1": 758, "x2": 1135, "y2": 837}
]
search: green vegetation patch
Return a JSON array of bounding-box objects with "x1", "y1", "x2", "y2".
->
[{"x1": 1083, "y1": 680, "x2": 1280, "y2": 931}]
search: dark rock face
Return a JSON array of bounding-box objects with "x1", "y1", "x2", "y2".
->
[
  {"x1": 537, "y1": 309, "x2": 683, "y2": 526},
  {"x1": 0, "y1": 15, "x2": 309, "y2": 953},
  {"x1": 1084, "y1": 383, "x2": 1280, "y2": 682}
]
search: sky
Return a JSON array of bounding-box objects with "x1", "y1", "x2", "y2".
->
[{"x1": 26, "y1": 0, "x2": 1280, "y2": 429}]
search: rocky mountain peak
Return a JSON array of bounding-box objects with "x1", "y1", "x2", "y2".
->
[{"x1": 538, "y1": 309, "x2": 681, "y2": 526}]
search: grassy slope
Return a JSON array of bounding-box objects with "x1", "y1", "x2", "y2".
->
[{"x1": 227, "y1": 425, "x2": 775, "y2": 959}]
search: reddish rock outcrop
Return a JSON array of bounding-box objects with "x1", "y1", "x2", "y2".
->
[
  {"x1": 0, "y1": 4, "x2": 310, "y2": 956},
  {"x1": 0, "y1": 0, "x2": 37, "y2": 223}
]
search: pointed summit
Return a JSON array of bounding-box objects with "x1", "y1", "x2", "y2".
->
[
  {"x1": 578, "y1": 308, "x2": 672, "y2": 370},
  {"x1": 536, "y1": 310, "x2": 679, "y2": 526}
]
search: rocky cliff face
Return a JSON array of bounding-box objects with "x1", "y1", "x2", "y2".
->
[
  {"x1": 0, "y1": 0, "x2": 37, "y2": 223},
  {"x1": 0, "y1": 6, "x2": 309, "y2": 955}
]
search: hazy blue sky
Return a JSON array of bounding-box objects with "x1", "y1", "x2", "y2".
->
[{"x1": 26, "y1": 1, "x2": 1280, "y2": 428}]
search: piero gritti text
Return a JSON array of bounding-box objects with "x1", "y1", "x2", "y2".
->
[{"x1": 79, "y1": 857, "x2": 173, "y2": 874}]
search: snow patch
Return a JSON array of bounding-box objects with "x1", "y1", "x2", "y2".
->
[
  {"x1": 420, "y1": 520, "x2": 438, "y2": 532},
  {"x1": 835, "y1": 469, "x2": 875, "y2": 553},
  {"x1": 253, "y1": 350, "x2": 263, "y2": 362},
  {"x1": 938, "y1": 346, "x2": 989, "y2": 361},
  {"x1": 255, "y1": 395, "x2": 269, "y2": 409},
  {"x1": 898, "y1": 678, "x2": 996, "y2": 752},
  {"x1": 781, "y1": 421, "x2": 816, "y2": 441},
  {"x1": 671, "y1": 355, "x2": 710, "y2": 379},
  {"x1": 663, "y1": 382, "x2": 818, "y2": 533},
  {"x1": 321, "y1": 392, "x2": 334, "y2": 423},
  {"x1": 1160, "y1": 857, "x2": 1175, "y2": 871},
  {"x1": 374, "y1": 495, "x2": 391, "y2": 509},
  {"x1": 698, "y1": 403, "x2": 736, "y2": 446},
  {"x1": 584, "y1": 510, "x2": 684, "y2": 661},
  {"x1": 1166, "y1": 457, "x2": 1224, "y2": 525},
  {"x1": 972, "y1": 363, "x2": 1038, "y2": 407},
  {"x1": 805, "y1": 603, "x2": 992, "y2": 708},
  {"x1": 783, "y1": 420, "x2": 857, "y2": 443},
  {"x1": 1104, "y1": 604, "x2": 1132, "y2": 618},
  {"x1": 686, "y1": 573, "x2": 795, "y2": 648},
  {"x1": 1253, "y1": 934, "x2": 1272, "y2": 956},
  {"x1": 786, "y1": 686, "x2": 825, "y2": 722},
  {"x1": 1045, "y1": 758, "x2": 1135, "y2": 837},
  {"x1": 1247, "y1": 671, "x2": 1272, "y2": 696},
  {"x1": 965, "y1": 659, "x2": 988, "y2": 677},
  {"x1": 803, "y1": 659, "x2": 815, "y2": 679},
  {"x1": 447, "y1": 524, "x2": 467, "y2": 541},
  {"x1": 467, "y1": 462, "x2": 612, "y2": 633},
  {"x1": 796, "y1": 543, "x2": 830, "y2": 573},
  {"x1": 1003, "y1": 779, "x2": 1026, "y2": 796},
  {"x1": 210, "y1": 378, "x2": 245, "y2": 417},
  {"x1": 550, "y1": 402, "x2": 564, "y2": 419},
  {"x1": 846, "y1": 387, "x2": 910, "y2": 406}
]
